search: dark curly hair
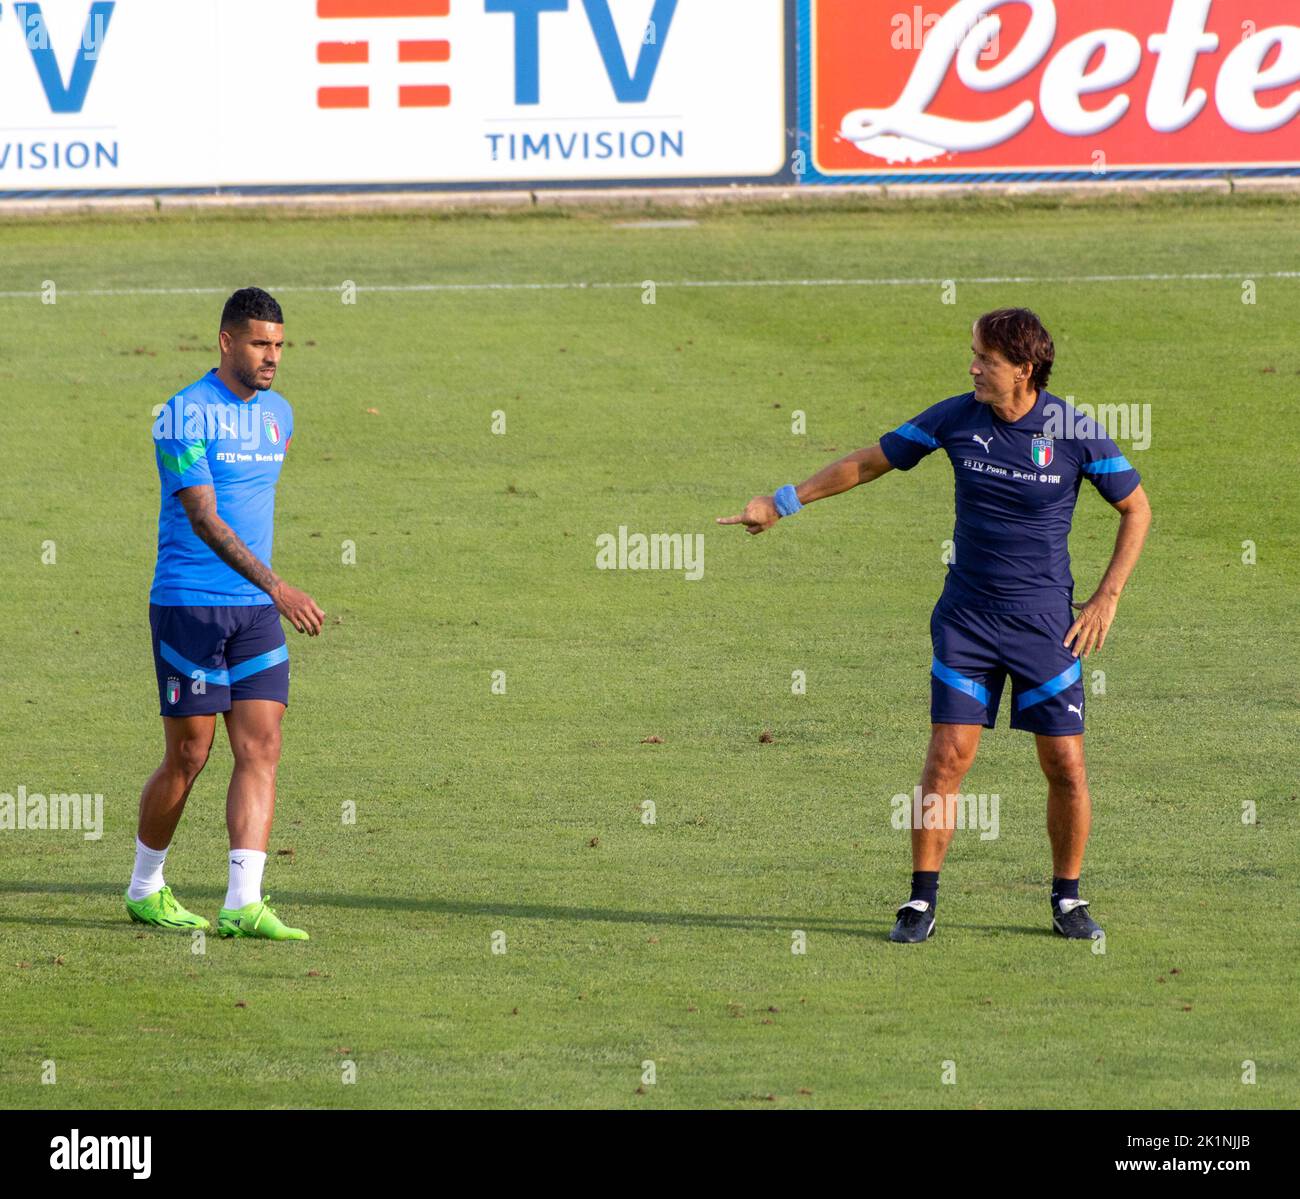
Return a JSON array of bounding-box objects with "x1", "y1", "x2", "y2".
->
[
  {"x1": 974, "y1": 308, "x2": 1054, "y2": 390},
  {"x1": 221, "y1": 287, "x2": 284, "y2": 332}
]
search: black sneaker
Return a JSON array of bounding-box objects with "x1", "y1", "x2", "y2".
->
[
  {"x1": 889, "y1": 899, "x2": 936, "y2": 943},
  {"x1": 1052, "y1": 897, "x2": 1103, "y2": 940}
]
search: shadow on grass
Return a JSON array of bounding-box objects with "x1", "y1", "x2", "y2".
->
[
  {"x1": 0, "y1": 914, "x2": 123, "y2": 930},
  {"x1": 0, "y1": 880, "x2": 1055, "y2": 940}
]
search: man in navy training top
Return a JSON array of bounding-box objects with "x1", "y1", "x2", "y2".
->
[
  {"x1": 127, "y1": 287, "x2": 325, "y2": 941},
  {"x1": 718, "y1": 308, "x2": 1152, "y2": 944}
]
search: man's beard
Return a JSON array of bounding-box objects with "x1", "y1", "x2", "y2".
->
[{"x1": 235, "y1": 364, "x2": 273, "y2": 391}]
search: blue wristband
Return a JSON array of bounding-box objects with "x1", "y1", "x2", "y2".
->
[{"x1": 773, "y1": 484, "x2": 803, "y2": 518}]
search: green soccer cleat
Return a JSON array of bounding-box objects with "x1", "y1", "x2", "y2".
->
[
  {"x1": 124, "y1": 884, "x2": 210, "y2": 931},
  {"x1": 217, "y1": 895, "x2": 309, "y2": 941}
]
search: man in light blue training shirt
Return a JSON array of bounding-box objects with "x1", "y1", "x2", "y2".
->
[{"x1": 127, "y1": 287, "x2": 324, "y2": 941}]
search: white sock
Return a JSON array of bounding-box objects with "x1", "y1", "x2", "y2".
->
[
  {"x1": 224, "y1": 849, "x2": 266, "y2": 910},
  {"x1": 128, "y1": 837, "x2": 169, "y2": 901}
]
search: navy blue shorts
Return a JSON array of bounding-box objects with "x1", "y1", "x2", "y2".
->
[
  {"x1": 150, "y1": 604, "x2": 289, "y2": 717},
  {"x1": 929, "y1": 599, "x2": 1084, "y2": 736}
]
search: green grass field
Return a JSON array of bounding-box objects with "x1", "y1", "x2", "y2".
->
[{"x1": 1, "y1": 192, "x2": 1296, "y2": 1109}]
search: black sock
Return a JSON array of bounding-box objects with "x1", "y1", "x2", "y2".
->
[
  {"x1": 1051, "y1": 876, "x2": 1080, "y2": 908},
  {"x1": 910, "y1": 871, "x2": 939, "y2": 909}
]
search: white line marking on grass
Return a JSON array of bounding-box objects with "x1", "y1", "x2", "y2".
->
[
  {"x1": 611, "y1": 219, "x2": 700, "y2": 229},
  {"x1": 0, "y1": 271, "x2": 1297, "y2": 300}
]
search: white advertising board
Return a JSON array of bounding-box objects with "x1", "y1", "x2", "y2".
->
[{"x1": 0, "y1": 0, "x2": 787, "y2": 191}]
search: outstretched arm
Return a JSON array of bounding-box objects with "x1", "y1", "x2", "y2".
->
[
  {"x1": 716, "y1": 443, "x2": 896, "y2": 536},
  {"x1": 1063, "y1": 483, "x2": 1152, "y2": 658},
  {"x1": 176, "y1": 484, "x2": 325, "y2": 636}
]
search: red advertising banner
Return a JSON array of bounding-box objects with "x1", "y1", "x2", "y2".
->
[{"x1": 811, "y1": 0, "x2": 1300, "y2": 175}]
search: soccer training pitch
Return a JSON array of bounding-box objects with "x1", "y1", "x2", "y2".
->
[{"x1": 1, "y1": 191, "x2": 1296, "y2": 1109}]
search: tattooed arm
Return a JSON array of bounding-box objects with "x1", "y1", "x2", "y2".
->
[{"x1": 177, "y1": 485, "x2": 324, "y2": 636}]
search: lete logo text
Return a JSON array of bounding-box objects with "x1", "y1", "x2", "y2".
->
[{"x1": 813, "y1": 0, "x2": 1300, "y2": 170}]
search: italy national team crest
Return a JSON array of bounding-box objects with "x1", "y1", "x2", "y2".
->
[
  {"x1": 1031, "y1": 436, "x2": 1054, "y2": 468},
  {"x1": 263, "y1": 411, "x2": 281, "y2": 445},
  {"x1": 166, "y1": 676, "x2": 181, "y2": 705}
]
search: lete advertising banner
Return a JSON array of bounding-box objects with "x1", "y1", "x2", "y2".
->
[
  {"x1": 0, "y1": 0, "x2": 787, "y2": 192},
  {"x1": 804, "y1": 0, "x2": 1300, "y2": 180}
]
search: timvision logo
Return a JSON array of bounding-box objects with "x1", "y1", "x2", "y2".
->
[
  {"x1": 316, "y1": 0, "x2": 453, "y2": 110},
  {"x1": 0, "y1": 1, "x2": 119, "y2": 174}
]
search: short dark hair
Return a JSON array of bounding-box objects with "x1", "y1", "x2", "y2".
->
[
  {"x1": 974, "y1": 308, "x2": 1054, "y2": 390},
  {"x1": 221, "y1": 287, "x2": 284, "y2": 333}
]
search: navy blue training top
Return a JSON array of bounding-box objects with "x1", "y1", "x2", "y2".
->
[{"x1": 879, "y1": 389, "x2": 1140, "y2": 613}]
